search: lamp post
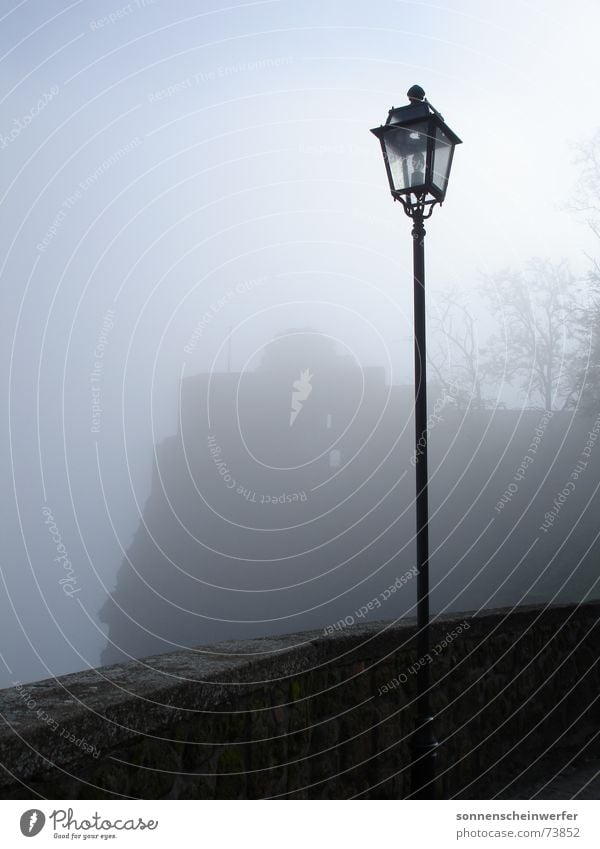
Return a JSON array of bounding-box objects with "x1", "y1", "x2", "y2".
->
[{"x1": 370, "y1": 85, "x2": 461, "y2": 799}]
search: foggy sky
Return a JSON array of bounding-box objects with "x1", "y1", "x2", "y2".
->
[{"x1": 1, "y1": 0, "x2": 600, "y2": 687}]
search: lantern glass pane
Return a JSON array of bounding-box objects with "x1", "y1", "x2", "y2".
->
[
  {"x1": 432, "y1": 125, "x2": 453, "y2": 194},
  {"x1": 383, "y1": 121, "x2": 429, "y2": 193}
]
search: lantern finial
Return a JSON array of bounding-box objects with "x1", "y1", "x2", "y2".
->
[{"x1": 407, "y1": 84, "x2": 426, "y2": 103}]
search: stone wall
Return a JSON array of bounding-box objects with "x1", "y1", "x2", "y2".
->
[{"x1": 0, "y1": 602, "x2": 598, "y2": 799}]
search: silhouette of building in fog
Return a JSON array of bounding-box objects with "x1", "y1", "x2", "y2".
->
[{"x1": 99, "y1": 332, "x2": 600, "y2": 667}]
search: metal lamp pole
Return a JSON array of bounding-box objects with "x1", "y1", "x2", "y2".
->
[
  {"x1": 410, "y1": 208, "x2": 437, "y2": 799},
  {"x1": 370, "y1": 84, "x2": 461, "y2": 800}
]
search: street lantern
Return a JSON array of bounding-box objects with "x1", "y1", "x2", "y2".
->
[
  {"x1": 370, "y1": 86, "x2": 461, "y2": 800},
  {"x1": 370, "y1": 85, "x2": 461, "y2": 213}
]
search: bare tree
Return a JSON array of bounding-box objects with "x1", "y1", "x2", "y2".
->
[
  {"x1": 571, "y1": 128, "x2": 600, "y2": 241},
  {"x1": 480, "y1": 258, "x2": 582, "y2": 411},
  {"x1": 568, "y1": 272, "x2": 600, "y2": 413},
  {"x1": 427, "y1": 289, "x2": 489, "y2": 410},
  {"x1": 570, "y1": 130, "x2": 600, "y2": 412}
]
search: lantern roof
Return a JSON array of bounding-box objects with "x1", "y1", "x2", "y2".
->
[
  {"x1": 370, "y1": 85, "x2": 462, "y2": 214},
  {"x1": 373, "y1": 98, "x2": 462, "y2": 146}
]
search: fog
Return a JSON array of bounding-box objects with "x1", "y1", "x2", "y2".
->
[{"x1": 1, "y1": 0, "x2": 600, "y2": 688}]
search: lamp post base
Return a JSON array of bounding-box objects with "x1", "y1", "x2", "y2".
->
[{"x1": 410, "y1": 714, "x2": 439, "y2": 799}]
